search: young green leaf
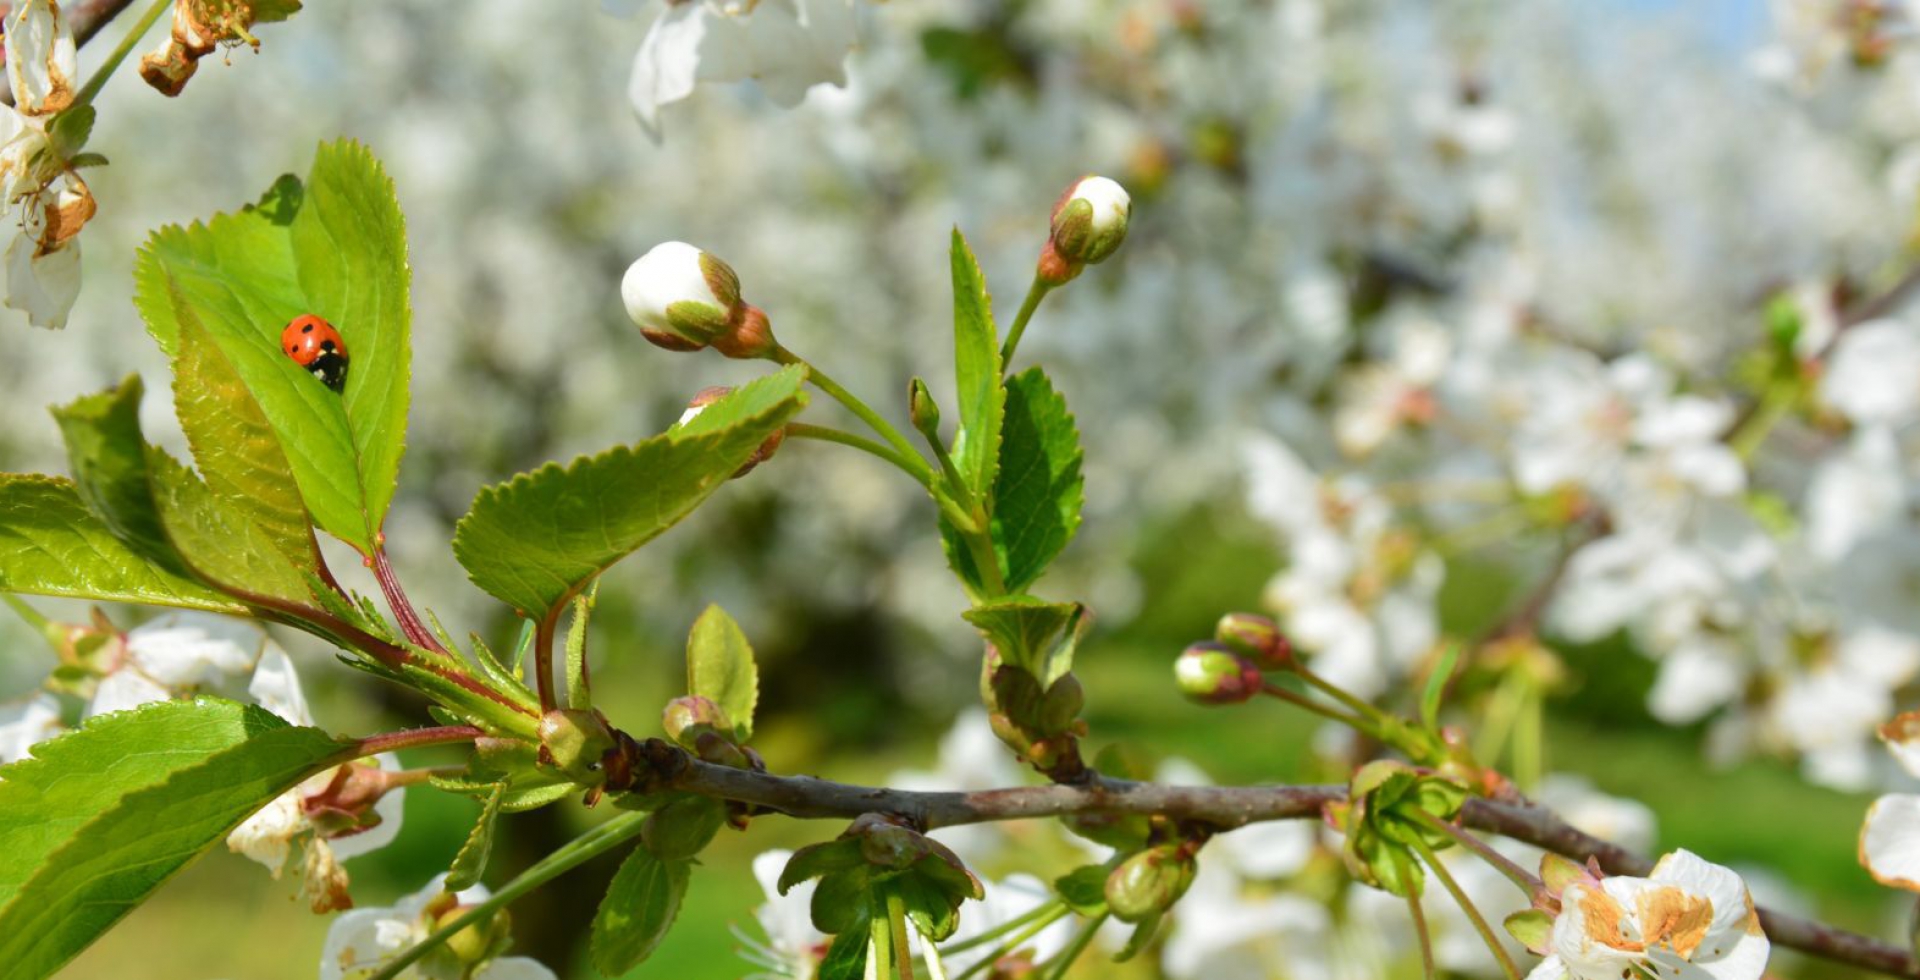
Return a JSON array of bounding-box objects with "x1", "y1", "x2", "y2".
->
[
  {"x1": 51, "y1": 376, "x2": 181, "y2": 573},
  {"x1": 145, "y1": 449, "x2": 314, "y2": 605},
  {"x1": 686, "y1": 603, "x2": 758, "y2": 742},
  {"x1": 1420, "y1": 642, "x2": 1462, "y2": 734},
  {"x1": 963, "y1": 595, "x2": 1084, "y2": 685},
  {"x1": 1054, "y1": 863, "x2": 1111, "y2": 915},
  {"x1": 949, "y1": 228, "x2": 1003, "y2": 500},
  {"x1": 993, "y1": 368, "x2": 1083, "y2": 592},
  {"x1": 134, "y1": 140, "x2": 412, "y2": 554},
  {"x1": 173, "y1": 309, "x2": 319, "y2": 572},
  {"x1": 0, "y1": 475, "x2": 243, "y2": 613},
  {"x1": 452, "y1": 368, "x2": 806, "y2": 620},
  {"x1": 589, "y1": 846, "x2": 691, "y2": 976},
  {"x1": 445, "y1": 783, "x2": 505, "y2": 892},
  {"x1": 0, "y1": 699, "x2": 354, "y2": 979},
  {"x1": 937, "y1": 368, "x2": 1084, "y2": 594}
]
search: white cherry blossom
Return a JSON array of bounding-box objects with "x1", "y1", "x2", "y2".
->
[{"x1": 320, "y1": 873, "x2": 555, "y2": 980}]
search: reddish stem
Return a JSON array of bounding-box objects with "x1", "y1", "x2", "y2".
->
[
  {"x1": 533, "y1": 606, "x2": 560, "y2": 713},
  {"x1": 355, "y1": 725, "x2": 484, "y2": 757},
  {"x1": 372, "y1": 544, "x2": 447, "y2": 654}
]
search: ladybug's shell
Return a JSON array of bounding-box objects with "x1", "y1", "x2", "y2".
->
[{"x1": 282, "y1": 314, "x2": 347, "y2": 366}]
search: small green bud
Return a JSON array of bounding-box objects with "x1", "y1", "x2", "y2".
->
[
  {"x1": 909, "y1": 377, "x2": 941, "y2": 441},
  {"x1": 537, "y1": 708, "x2": 616, "y2": 782},
  {"x1": 662, "y1": 695, "x2": 732, "y2": 744},
  {"x1": 1214, "y1": 612, "x2": 1292, "y2": 669},
  {"x1": 1174, "y1": 641, "x2": 1262, "y2": 704},
  {"x1": 1104, "y1": 845, "x2": 1196, "y2": 923}
]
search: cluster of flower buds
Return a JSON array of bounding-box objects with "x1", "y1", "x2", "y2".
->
[
  {"x1": 1173, "y1": 612, "x2": 1292, "y2": 704},
  {"x1": 1036, "y1": 176, "x2": 1131, "y2": 286},
  {"x1": 622, "y1": 241, "x2": 776, "y2": 358},
  {"x1": 675, "y1": 385, "x2": 786, "y2": 477}
]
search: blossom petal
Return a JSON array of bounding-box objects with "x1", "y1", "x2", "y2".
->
[
  {"x1": 1647, "y1": 849, "x2": 1763, "y2": 952},
  {"x1": 84, "y1": 667, "x2": 173, "y2": 718},
  {"x1": 1862, "y1": 794, "x2": 1920, "y2": 891},
  {"x1": 3, "y1": 225, "x2": 79, "y2": 330},
  {"x1": 474, "y1": 957, "x2": 559, "y2": 980},
  {"x1": 4, "y1": 0, "x2": 77, "y2": 116},
  {"x1": 0, "y1": 692, "x2": 63, "y2": 763},
  {"x1": 249, "y1": 646, "x2": 314, "y2": 726}
]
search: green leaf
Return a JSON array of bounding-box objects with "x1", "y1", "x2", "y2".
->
[
  {"x1": 452, "y1": 368, "x2": 806, "y2": 619},
  {"x1": 962, "y1": 595, "x2": 1084, "y2": 686},
  {"x1": 894, "y1": 875, "x2": 962, "y2": 942},
  {"x1": 588, "y1": 846, "x2": 690, "y2": 976},
  {"x1": 686, "y1": 604, "x2": 757, "y2": 742},
  {"x1": 993, "y1": 368, "x2": 1084, "y2": 591},
  {"x1": 779, "y1": 837, "x2": 866, "y2": 894},
  {"x1": 145, "y1": 448, "x2": 313, "y2": 605},
  {"x1": 46, "y1": 105, "x2": 93, "y2": 161},
  {"x1": 817, "y1": 928, "x2": 869, "y2": 980},
  {"x1": 640, "y1": 795, "x2": 726, "y2": 861},
  {"x1": 0, "y1": 699, "x2": 353, "y2": 978},
  {"x1": 1054, "y1": 864, "x2": 1110, "y2": 915},
  {"x1": 445, "y1": 783, "x2": 504, "y2": 891},
  {"x1": 51, "y1": 376, "x2": 181, "y2": 573},
  {"x1": 0, "y1": 475, "x2": 242, "y2": 613},
  {"x1": 948, "y1": 228, "x2": 1003, "y2": 500},
  {"x1": 173, "y1": 309, "x2": 318, "y2": 572},
  {"x1": 134, "y1": 140, "x2": 412, "y2": 554}
]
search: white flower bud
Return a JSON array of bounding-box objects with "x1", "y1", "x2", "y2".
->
[
  {"x1": 1039, "y1": 175, "x2": 1131, "y2": 285},
  {"x1": 621, "y1": 241, "x2": 742, "y2": 351}
]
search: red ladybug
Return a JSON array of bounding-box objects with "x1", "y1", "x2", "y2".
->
[{"x1": 281, "y1": 314, "x2": 348, "y2": 392}]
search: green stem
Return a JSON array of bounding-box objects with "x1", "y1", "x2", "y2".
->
[
  {"x1": 1041, "y1": 912, "x2": 1107, "y2": 980},
  {"x1": 787, "y1": 423, "x2": 981, "y2": 532},
  {"x1": 1729, "y1": 381, "x2": 1796, "y2": 461},
  {"x1": 942, "y1": 900, "x2": 1063, "y2": 955},
  {"x1": 961, "y1": 526, "x2": 1008, "y2": 598},
  {"x1": 789, "y1": 423, "x2": 933, "y2": 485},
  {"x1": 1293, "y1": 664, "x2": 1389, "y2": 729},
  {"x1": 73, "y1": 0, "x2": 171, "y2": 108},
  {"x1": 1404, "y1": 808, "x2": 1545, "y2": 900},
  {"x1": 1406, "y1": 832, "x2": 1523, "y2": 980},
  {"x1": 1397, "y1": 849, "x2": 1437, "y2": 980},
  {"x1": 870, "y1": 910, "x2": 896, "y2": 980},
  {"x1": 999, "y1": 276, "x2": 1053, "y2": 367},
  {"x1": 951, "y1": 904, "x2": 1072, "y2": 980},
  {"x1": 775, "y1": 346, "x2": 935, "y2": 486},
  {"x1": 366, "y1": 812, "x2": 649, "y2": 980},
  {"x1": 1261, "y1": 681, "x2": 1374, "y2": 732},
  {"x1": 1, "y1": 593, "x2": 59, "y2": 652},
  {"x1": 887, "y1": 889, "x2": 917, "y2": 980}
]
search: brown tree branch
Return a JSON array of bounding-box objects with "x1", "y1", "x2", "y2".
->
[{"x1": 664, "y1": 755, "x2": 1919, "y2": 978}]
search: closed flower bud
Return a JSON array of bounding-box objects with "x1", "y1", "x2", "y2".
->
[
  {"x1": 909, "y1": 377, "x2": 941, "y2": 441},
  {"x1": 1214, "y1": 612, "x2": 1292, "y2": 669},
  {"x1": 1105, "y1": 845, "x2": 1196, "y2": 923},
  {"x1": 537, "y1": 708, "x2": 616, "y2": 782},
  {"x1": 1174, "y1": 641, "x2": 1263, "y2": 704},
  {"x1": 661, "y1": 694, "x2": 733, "y2": 744},
  {"x1": 622, "y1": 241, "x2": 743, "y2": 351},
  {"x1": 1038, "y1": 176, "x2": 1130, "y2": 285}
]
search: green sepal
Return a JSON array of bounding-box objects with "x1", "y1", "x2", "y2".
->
[{"x1": 444, "y1": 782, "x2": 505, "y2": 891}]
